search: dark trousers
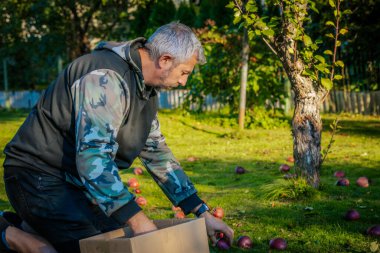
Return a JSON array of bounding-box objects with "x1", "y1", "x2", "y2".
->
[{"x1": 3, "y1": 166, "x2": 122, "y2": 253}]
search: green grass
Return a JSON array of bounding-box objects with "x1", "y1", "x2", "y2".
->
[{"x1": 1, "y1": 109, "x2": 379, "y2": 252}]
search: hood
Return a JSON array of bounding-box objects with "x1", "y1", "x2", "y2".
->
[{"x1": 94, "y1": 37, "x2": 156, "y2": 100}]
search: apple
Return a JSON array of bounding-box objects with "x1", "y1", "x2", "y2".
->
[
  {"x1": 367, "y1": 225, "x2": 380, "y2": 237},
  {"x1": 216, "y1": 238, "x2": 230, "y2": 250},
  {"x1": 334, "y1": 171, "x2": 345, "y2": 178},
  {"x1": 356, "y1": 176, "x2": 369, "y2": 188},
  {"x1": 235, "y1": 166, "x2": 246, "y2": 174},
  {"x1": 286, "y1": 156, "x2": 295, "y2": 163},
  {"x1": 237, "y1": 235, "x2": 253, "y2": 249},
  {"x1": 133, "y1": 167, "x2": 143, "y2": 175},
  {"x1": 279, "y1": 164, "x2": 291, "y2": 173},
  {"x1": 212, "y1": 207, "x2": 224, "y2": 219},
  {"x1": 128, "y1": 178, "x2": 139, "y2": 188},
  {"x1": 133, "y1": 188, "x2": 141, "y2": 194},
  {"x1": 174, "y1": 211, "x2": 185, "y2": 219},
  {"x1": 269, "y1": 238, "x2": 287, "y2": 250},
  {"x1": 135, "y1": 196, "x2": 147, "y2": 206},
  {"x1": 344, "y1": 209, "x2": 360, "y2": 221},
  {"x1": 336, "y1": 178, "x2": 350, "y2": 186},
  {"x1": 216, "y1": 232, "x2": 224, "y2": 239}
]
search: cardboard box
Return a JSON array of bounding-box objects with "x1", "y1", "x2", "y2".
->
[{"x1": 80, "y1": 218, "x2": 210, "y2": 253}]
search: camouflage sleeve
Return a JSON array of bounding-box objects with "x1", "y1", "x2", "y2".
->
[
  {"x1": 138, "y1": 114, "x2": 198, "y2": 206},
  {"x1": 71, "y1": 69, "x2": 134, "y2": 217}
]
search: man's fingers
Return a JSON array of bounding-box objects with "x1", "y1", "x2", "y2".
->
[{"x1": 209, "y1": 234, "x2": 218, "y2": 246}]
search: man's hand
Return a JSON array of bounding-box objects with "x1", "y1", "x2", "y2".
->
[
  {"x1": 126, "y1": 211, "x2": 158, "y2": 236},
  {"x1": 199, "y1": 211, "x2": 234, "y2": 246}
]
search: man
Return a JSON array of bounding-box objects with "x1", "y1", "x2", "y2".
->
[{"x1": 1, "y1": 22, "x2": 234, "y2": 253}]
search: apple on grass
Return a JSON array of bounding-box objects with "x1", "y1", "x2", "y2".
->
[
  {"x1": 344, "y1": 209, "x2": 360, "y2": 221},
  {"x1": 269, "y1": 238, "x2": 287, "y2": 250},
  {"x1": 367, "y1": 225, "x2": 380, "y2": 237},
  {"x1": 237, "y1": 235, "x2": 253, "y2": 249},
  {"x1": 286, "y1": 156, "x2": 295, "y2": 163},
  {"x1": 279, "y1": 164, "x2": 291, "y2": 173},
  {"x1": 128, "y1": 178, "x2": 139, "y2": 188},
  {"x1": 336, "y1": 178, "x2": 350, "y2": 186},
  {"x1": 135, "y1": 196, "x2": 147, "y2": 206},
  {"x1": 133, "y1": 167, "x2": 143, "y2": 175},
  {"x1": 334, "y1": 171, "x2": 345, "y2": 178},
  {"x1": 133, "y1": 188, "x2": 141, "y2": 194},
  {"x1": 235, "y1": 166, "x2": 246, "y2": 174},
  {"x1": 356, "y1": 176, "x2": 369, "y2": 188}
]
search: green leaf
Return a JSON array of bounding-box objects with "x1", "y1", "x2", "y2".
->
[
  {"x1": 329, "y1": 0, "x2": 336, "y2": 8},
  {"x1": 303, "y1": 35, "x2": 312, "y2": 47},
  {"x1": 339, "y1": 28, "x2": 348, "y2": 35},
  {"x1": 324, "y1": 50, "x2": 333, "y2": 55},
  {"x1": 315, "y1": 55, "x2": 325, "y2": 64},
  {"x1": 321, "y1": 78, "x2": 333, "y2": 90},
  {"x1": 315, "y1": 64, "x2": 326, "y2": 72},
  {"x1": 335, "y1": 60, "x2": 344, "y2": 68},
  {"x1": 225, "y1": 2, "x2": 235, "y2": 9},
  {"x1": 310, "y1": 2, "x2": 319, "y2": 13},
  {"x1": 343, "y1": 9, "x2": 352, "y2": 15},
  {"x1": 334, "y1": 75, "x2": 343, "y2": 80},
  {"x1": 325, "y1": 21, "x2": 335, "y2": 27},
  {"x1": 254, "y1": 29, "x2": 261, "y2": 36},
  {"x1": 262, "y1": 29, "x2": 275, "y2": 37},
  {"x1": 288, "y1": 47, "x2": 294, "y2": 54},
  {"x1": 233, "y1": 15, "x2": 242, "y2": 25},
  {"x1": 325, "y1": 33, "x2": 335, "y2": 39},
  {"x1": 336, "y1": 40, "x2": 341, "y2": 47},
  {"x1": 248, "y1": 30, "x2": 255, "y2": 40}
]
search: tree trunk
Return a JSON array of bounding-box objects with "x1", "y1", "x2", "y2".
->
[
  {"x1": 238, "y1": 27, "x2": 250, "y2": 129},
  {"x1": 291, "y1": 74, "x2": 322, "y2": 188}
]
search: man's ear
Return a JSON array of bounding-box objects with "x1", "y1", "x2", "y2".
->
[{"x1": 158, "y1": 54, "x2": 174, "y2": 70}]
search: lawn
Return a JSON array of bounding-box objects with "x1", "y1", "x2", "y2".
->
[{"x1": 0, "y1": 109, "x2": 379, "y2": 252}]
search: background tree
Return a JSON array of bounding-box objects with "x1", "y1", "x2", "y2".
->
[{"x1": 229, "y1": 0, "x2": 349, "y2": 187}]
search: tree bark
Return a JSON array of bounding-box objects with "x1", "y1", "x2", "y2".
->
[{"x1": 238, "y1": 27, "x2": 249, "y2": 129}]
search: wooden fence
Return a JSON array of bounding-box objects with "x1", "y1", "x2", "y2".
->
[{"x1": 0, "y1": 90, "x2": 379, "y2": 115}]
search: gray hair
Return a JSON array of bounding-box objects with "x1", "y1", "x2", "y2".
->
[{"x1": 145, "y1": 21, "x2": 206, "y2": 65}]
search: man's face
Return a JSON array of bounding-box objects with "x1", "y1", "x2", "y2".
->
[{"x1": 152, "y1": 54, "x2": 197, "y2": 89}]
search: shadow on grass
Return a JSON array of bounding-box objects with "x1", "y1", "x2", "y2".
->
[{"x1": 0, "y1": 109, "x2": 30, "y2": 122}]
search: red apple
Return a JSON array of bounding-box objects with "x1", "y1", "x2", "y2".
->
[
  {"x1": 336, "y1": 178, "x2": 350, "y2": 186},
  {"x1": 216, "y1": 238, "x2": 230, "y2": 250},
  {"x1": 133, "y1": 167, "x2": 143, "y2": 175},
  {"x1": 212, "y1": 207, "x2": 224, "y2": 219},
  {"x1": 367, "y1": 225, "x2": 380, "y2": 237},
  {"x1": 269, "y1": 238, "x2": 287, "y2": 250},
  {"x1": 174, "y1": 211, "x2": 185, "y2": 219},
  {"x1": 286, "y1": 156, "x2": 295, "y2": 163},
  {"x1": 344, "y1": 209, "x2": 360, "y2": 221},
  {"x1": 216, "y1": 232, "x2": 224, "y2": 239},
  {"x1": 356, "y1": 176, "x2": 369, "y2": 188},
  {"x1": 133, "y1": 188, "x2": 141, "y2": 194},
  {"x1": 235, "y1": 166, "x2": 246, "y2": 174},
  {"x1": 279, "y1": 164, "x2": 291, "y2": 173},
  {"x1": 334, "y1": 171, "x2": 345, "y2": 178},
  {"x1": 135, "y1": 196, "x2": 147, "y2": 206},
  {"x1": 128, "y1": 178, "x2": 139, "y2": 188},
  {"x1": 237, "y1": 235, "x2": 253, "y2": 249}
]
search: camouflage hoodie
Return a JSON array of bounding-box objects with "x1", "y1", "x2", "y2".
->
[{"x1": 4, "y1": 38, "x2": 202, "y2": 224}]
